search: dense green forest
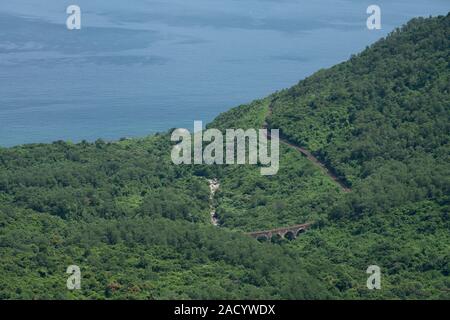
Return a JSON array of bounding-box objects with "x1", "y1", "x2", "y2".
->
[{"x1": 0, "y1": 14, "x2": 449, "y2": 299}]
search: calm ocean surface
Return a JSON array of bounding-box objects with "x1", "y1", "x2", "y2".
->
[{"x1": 0, "y1": 0, "x2": 448, "y2": 146}]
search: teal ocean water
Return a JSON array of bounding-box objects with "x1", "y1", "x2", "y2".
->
[{"x1": 0, "y1": 0, "x2": 448, "y2": 146}]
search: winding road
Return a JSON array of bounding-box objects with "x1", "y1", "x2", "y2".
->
[
  {"x1": 265, "y1": 99, "x2": 351, "y2": 193},
  {"x1": 207, "y1": 99, "x2": 350, "y2": 238}
]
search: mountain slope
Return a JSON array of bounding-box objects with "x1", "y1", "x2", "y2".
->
[
  {"x1": 0, "y1": 137, "x2": 329, "y2": 299},
  {"x1": 208, "y1": 14, "x2": 450, "y2": 298},
  {"x1": 0, "y1": 14, "x2": 449, "y2": 299},
  {"x1": 270, "y1": 14, "x2": 449, "y2": 189}
]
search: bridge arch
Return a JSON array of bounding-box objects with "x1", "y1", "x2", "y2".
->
[
  {"x1": 247, "y1": 223, "x2": 311, "y2": 241},
  {"x1": 256, "y1": 234, "x2": 270, "y2": 242},
  {"x1": 284, "y1": 231, "x2": 296, "y2": 240},
  {"x1": 271, "y1": 233, "x2": 283, "y2": 243}
]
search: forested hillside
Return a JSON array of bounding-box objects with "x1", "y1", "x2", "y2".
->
[
  {"x1": 0, "y1": 137, "x2": 330, "y2": 299},
  {"x1": 0, "y1": 14, "x2": 448, "y2": 299},
  {"x1": 212, "y1": 14, "x2": 449, "y2": 298}
]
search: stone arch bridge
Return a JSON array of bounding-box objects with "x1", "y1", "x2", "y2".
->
[{"x1": 247, "y1": 223, "x2": 311, "y2": 241}]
